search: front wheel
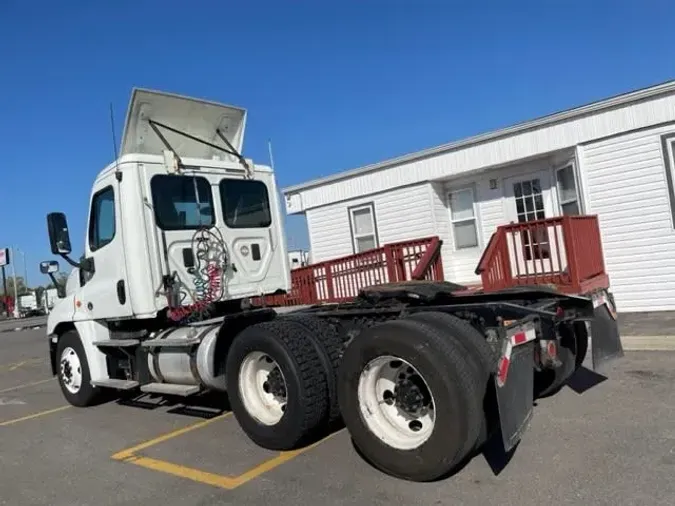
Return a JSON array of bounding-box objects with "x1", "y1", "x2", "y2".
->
[{"x1": 56, "y1": 330, "x2": 105, "y2": 407}]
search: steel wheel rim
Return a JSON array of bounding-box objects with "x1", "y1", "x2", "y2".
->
[
  {"x1": 357, "y1": 355, "x2": 436, "y2": 450},
  {"x1": 238, "y1": 351, "x2": 288, "y2": 426},
  {"x1": 60, "y1": 346, "x2": 83, "y2": 394}
]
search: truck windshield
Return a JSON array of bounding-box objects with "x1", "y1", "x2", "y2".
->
[
  {"x1": 151, "y1": 175, "x2": 214, "y2": 230},
  {"x1": 219, "y1": 179, "x2": 271, "y2": 228}
]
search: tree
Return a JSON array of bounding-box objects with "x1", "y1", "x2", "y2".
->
[
  {"x1": 34, "y1": 272, "x2": 70, "y2": 304},
  {"x1": 1, "y1": 276, "x2": 28, "y2": 297},
  {"x1": 44, "y1": 272, "x2": 69, "y2": 289}
]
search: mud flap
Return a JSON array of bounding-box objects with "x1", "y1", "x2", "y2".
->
[
  {"x1": 494, "y1": 322, "x2": 536, "y2": 453},
  {"x1": 589, "y1": 292, "x2": 624, "y2": 373}
]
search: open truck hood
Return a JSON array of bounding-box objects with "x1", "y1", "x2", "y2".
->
[{"x1": 120, "y1": 88, "x2": 247, "y2": 159}]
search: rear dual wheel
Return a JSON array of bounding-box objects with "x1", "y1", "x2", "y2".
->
[
  {"x1": 225, "y1": 316, "x2": 342, "y2": 451},
  {"x1": 337, "y1": 314, "x2": 492, "y2": 482}
]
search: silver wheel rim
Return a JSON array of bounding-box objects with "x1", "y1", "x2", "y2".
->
[
  {"x1": 60, "y1": 346, "x2": 83, "y2": 394},
  {"x1": 238, "y1": 351, "x2": 288, "y2": 425},
  {"x1": 357, "y1": 355, "x2": 436, "y2": 450}
]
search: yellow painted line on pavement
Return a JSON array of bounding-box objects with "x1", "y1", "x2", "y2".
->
[
  {"x1": 0, "y1": 405, "x2": 71, "y2": 426},
  {"x1": 112, "y1": 411, "x2": 340, "y2": 490},
  {"x1": 0, "y1": 357, "x2": 44, "y2": 372},
  {"x1": 119, "y1": 455, "x2": 242, "y2": 489},
  {"x1": 0, "y1": 378, "x2": 54, "y2": 394},
  {"x1": 111, "y1": 412, "x2": 233, "y2": 460}
]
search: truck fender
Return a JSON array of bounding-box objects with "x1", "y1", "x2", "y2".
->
[{"x1": 69, "y1": 320, "x2": 111, "y2": 382}]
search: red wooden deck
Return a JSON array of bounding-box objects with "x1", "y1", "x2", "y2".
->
[
  {"x1": 254, "y1": 214, "x2": 609, "y2": 307},
  {"x1": 255, "y1": 236, "x2": 444, "y2": 307},
  {"x1": 475, "y1": 215, "x2": 609, "y2": 294}
]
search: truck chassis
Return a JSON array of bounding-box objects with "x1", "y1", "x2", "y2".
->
[{"x1": 47, "y1": 279, "x2": 623, "y2": 482}]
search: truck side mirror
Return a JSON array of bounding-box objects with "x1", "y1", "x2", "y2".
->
[
  {"x1": 47, "y1": 212, "x2": 72, "y2": 255},
  {"x1": 39, "y1": 259, "x2": 66, "y2": 298},
  {"x1": 40, "y1": 260, "x2": 60, "y2": 274}
]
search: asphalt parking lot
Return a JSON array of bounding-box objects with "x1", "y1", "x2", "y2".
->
[{"x1": 2, "y1": 329, "x2": 675, "y2": 506}]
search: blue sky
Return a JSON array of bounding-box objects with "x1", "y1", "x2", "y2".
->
[{"x1": 2, "y1": 0, "x2": 675, "y2": 287}]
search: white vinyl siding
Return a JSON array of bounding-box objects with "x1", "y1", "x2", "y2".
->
[
  {"x1": 306, "y1": 183, "x2": 436, "y2": 263},
  {"x1": 580, "y1": 124, "x2": 675, "y2": 312}
]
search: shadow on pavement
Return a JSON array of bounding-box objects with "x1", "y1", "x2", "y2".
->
[
  {"x1": 117, "y1": 390, "x2": 230, "y2": 420},
  {"x1": 567, "y1": 366, "x2": 607, "y2": 394}
]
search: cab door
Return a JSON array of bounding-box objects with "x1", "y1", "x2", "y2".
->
[
  {"x1": 218, "y1": 177, "x2": 277, "y2": 295},
  {"x1": 145, "y1": 168, "x2": 219, "y2": 308},
  {"x1": 74, "y1": 174, "x2": 133, "y2": 321}
]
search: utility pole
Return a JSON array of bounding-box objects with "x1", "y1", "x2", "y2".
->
[
  {"x1": 17, "y1": 248, "x2": 28, "y2": 291},
  {"x1": 10, "y1": 247, "x2": 18, "y2": 318},
  {"x1": 1, "y1": 265, "x2": 6, "y2": 317}
]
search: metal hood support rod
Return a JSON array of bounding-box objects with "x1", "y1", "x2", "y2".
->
[{"x1": 147, "y1": 118, "x2": 252, "y2": 176}]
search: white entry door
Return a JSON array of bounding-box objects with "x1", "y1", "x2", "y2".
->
[{"x1": 503, "y1": 172, "x2": 565, "y2": 276}]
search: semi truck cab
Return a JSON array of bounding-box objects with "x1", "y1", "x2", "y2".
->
[{"x1": 44, "y1": 88, "x2": 291, "y2": 329}]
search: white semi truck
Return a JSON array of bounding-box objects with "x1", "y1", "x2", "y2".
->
[
  {"x1": 39, "y1": 88, "x2": 623, "y2": 482},
  {"x1": 18, "y1": 293, "x2": 38, "y2": 317}
]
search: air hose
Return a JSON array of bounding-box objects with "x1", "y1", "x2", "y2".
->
[{"x1": 167, "y1": 226, "x2": 228, "y2": 322}]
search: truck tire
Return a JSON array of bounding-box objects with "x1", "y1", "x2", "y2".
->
[
  {"x1": 534, "y1": 322, "x2": 579, "y2": 398},
  {"x1": 404, "y1": 311, "x2": 495, "y2": 378},
  {"x1": 56, "y1": 329, "x2": 105, "y2": 407},
  {"x1": 225, "y1": 320, "x2": 329, "y2": 451},
  {"x1": 338, "y1": 318, "x2": 483, "y2": 482},
  {"x1": 404, "y1": 311, "x2": 494, "y2": 449},
  {"x1": 282, "y1": 314, "x2": 343, "y2": 426}
]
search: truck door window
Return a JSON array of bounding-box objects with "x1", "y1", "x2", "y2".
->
[
  {"x1": 219, "y1": 179, "x2": 271, "y2": 228},
  {"x1": 151, "y1": 175, "x2": 214, "y2": 230},
  {"x1": 89, "y1": 186, "x2": 116, "y2": 251}
]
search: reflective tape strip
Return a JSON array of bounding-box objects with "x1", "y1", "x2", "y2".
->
[
  {"x1": 497, "y1": 322, "x2": 537, "y2": 388},
  {"x1": 592, "y1": 293, "x2": 607, "y2": 308},
  {"x1": 510, "y1": 327, "x2": 536, "y2": 346},
  {"x1": 496, "y1": 355, "x2": 511, "y2": 387},
  {"x1": 592, "y1": 290, "x2": 617, "y2": 319}
]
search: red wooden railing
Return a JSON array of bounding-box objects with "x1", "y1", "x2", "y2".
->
[
  {"x1": 254, "y1": 236, "x2": 444, "y2": 307},
  {"x1": 476, "y1": 215, "x2": 609, "y2": 295}
]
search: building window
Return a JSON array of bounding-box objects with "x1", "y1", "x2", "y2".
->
[
  {"x1": 220, "y1": 179, "x2": 272, "y2": 228},
  {"x1": 89, "y1": 186, "x2": 116, "y2": 251},
  {"x1": 448, "y1": 187, "x2": 479, "y2": 249},
  {"x1": 151, "y1": 175, "x2": 214, "y2": 230},
  {"x1": 556, "y1": 164, "x2": 580, "y2": 215},
  {"x1": 659, "y1": 134, "x2": 675, "y2": 228},
  {"x1": 512, "y1": 178, "x2": 550, "y2": 261},
  {"x1": 349, "y1": 203, "x2": 378, "y2": 253},
  {"x1": 513, "y1": 178, "x2": 546, "y2": 222}
]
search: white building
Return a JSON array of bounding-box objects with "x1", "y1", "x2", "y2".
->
[
  {"x1": 283, "y1": 80, "x2": 675, "y2": 313},
  {"x1": 288, "y1": 249, "x2": 310, "y2": 269}
]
